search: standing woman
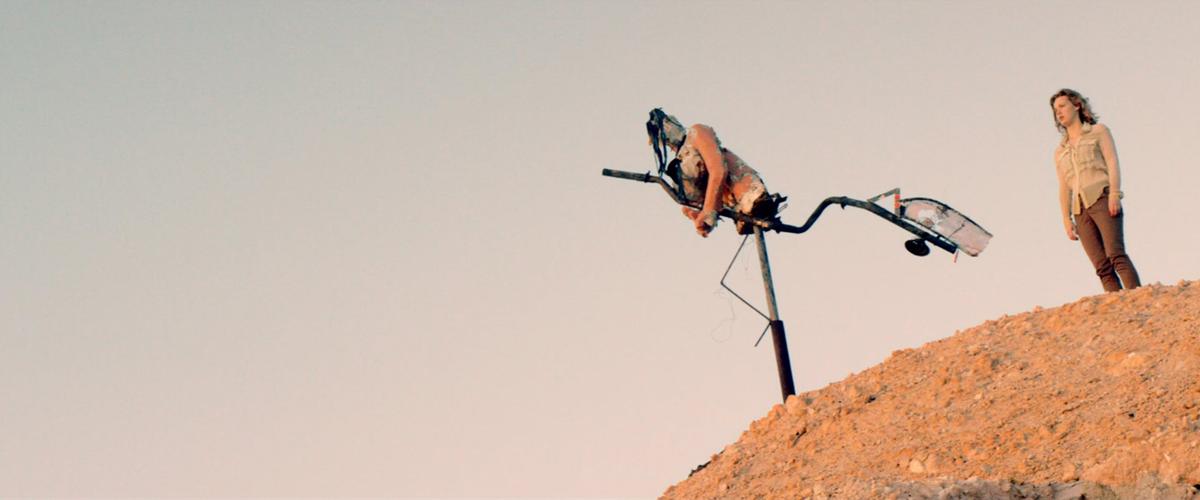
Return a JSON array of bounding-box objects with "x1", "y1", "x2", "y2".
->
[{"x1": 1051, "y1": 88, "x2": 1141, "y2": 292}]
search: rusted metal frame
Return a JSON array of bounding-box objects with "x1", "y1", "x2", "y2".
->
[
  {"x1": 601, "y1": 168, "x2": 959, "y2": 255},
  {"x1": 867, "y1": 187, "x2": 902, "y2": 214},
  {"x1": 753, "y1": 225, "x2": 797, "y2": 401},
  {"x1": 603, "y1": 168, "x2": 797, "y2": 402},
  {"x1": 601, "y1": 167, "x2": 969, "y2": 404},
  {"x1": 775, "y1": 197, "x2": 958, "y2": 254}
]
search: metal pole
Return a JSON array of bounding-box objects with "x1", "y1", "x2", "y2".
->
[{"x1": 753, "y1": 226, "x2": 797, "y2": 402}]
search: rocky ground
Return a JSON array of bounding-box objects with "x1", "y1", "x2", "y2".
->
[{"x1": 662, "y1": 281, "x2": 1200, "y2": 499}]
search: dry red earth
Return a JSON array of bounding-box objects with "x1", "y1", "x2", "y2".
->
[{"x1": 663, "y1": 281, "x2": 1200, "y2": 499}]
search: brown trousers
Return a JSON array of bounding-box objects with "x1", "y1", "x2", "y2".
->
[{"x1": 1076, "y1": 190, "x2": 1141, "y2": 292}]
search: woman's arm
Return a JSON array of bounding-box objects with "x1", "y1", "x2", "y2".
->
[
  {"x1": 1097, "y1": 124, "x2": 1122, "y2": 216},
  {"x1": 1056, "y1": 149, "x2": 1077, "y2": 240},
  {"x1": 689, "y1": 124, "x2": 727, "y2": 236}
]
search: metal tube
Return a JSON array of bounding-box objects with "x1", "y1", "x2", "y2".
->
[
  {"x1": 601, "y1": 169, "x2": 959, "y2": 255},
  {"x1": 754, "y1": 226, "x2": 796, "y2": 402}
]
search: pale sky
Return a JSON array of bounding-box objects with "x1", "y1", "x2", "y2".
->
[{"x1": 4, "y1": 1, "x2": 1200, "y2": 498}]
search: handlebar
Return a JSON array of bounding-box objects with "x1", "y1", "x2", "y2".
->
[{"x1": 601, "y1": 168, "x2": 958, "y2": 254}]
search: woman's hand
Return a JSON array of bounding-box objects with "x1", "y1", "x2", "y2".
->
[
  {"x1": 1064, "y1": 219, "x2": 1078, "y2": 241},
  {"x1": 1108, "y1": 195, "x2": 1121, "y2": 217},
  {"x1": 693, "y1": 209, "x2": 717, "y2": 237}
]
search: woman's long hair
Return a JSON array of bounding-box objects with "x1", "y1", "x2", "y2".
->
[{"x1": 1050, "y1": 88, "x2": 1098, "y2": 133}]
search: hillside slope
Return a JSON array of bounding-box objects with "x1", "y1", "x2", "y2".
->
[{"x1": 663, "y1": 282, "x2": 1200, "y2": 499}]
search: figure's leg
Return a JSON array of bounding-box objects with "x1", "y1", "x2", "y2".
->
[
  {"x1": 1092, "y1": 193, "x2": 1141, "y2": 289},
  {"x1": 1076, "y1": 204, "x2": 1121, "y2": 292}
]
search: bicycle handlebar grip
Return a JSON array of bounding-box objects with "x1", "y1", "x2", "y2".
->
[{"x1": 601, "y1": 169, "x2": 654, "y2": 183}]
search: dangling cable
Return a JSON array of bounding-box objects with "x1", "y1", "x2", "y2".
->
[
  {"x1": 718, "y1": 234, "x2": 772, "y2": 347},
  {"x1": 708, "y1": 288, "x2": 737, "y2": 343}
]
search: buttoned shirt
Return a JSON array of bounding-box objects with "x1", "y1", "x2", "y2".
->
[{"x1": 1055, "y1": 123, "x2": 1114, "y2": 215}]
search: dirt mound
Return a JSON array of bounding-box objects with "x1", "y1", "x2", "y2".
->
[{"x1": 663, "y1": 281, "x2": 1200, "y2": 499}]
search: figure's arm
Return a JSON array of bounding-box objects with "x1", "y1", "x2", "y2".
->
[
  {"x1": 1097, "y1": 124, "x2": 1122, "y2": 216},
  {"x1": 689, "y1": 124, "x2": 726, "y2": 234},
  {"x1": 1056, "y1": 149, "x2": 1077, "y2": 241}
]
